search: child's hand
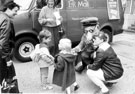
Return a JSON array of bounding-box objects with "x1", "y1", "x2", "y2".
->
[
  {"x1": 49, "y1": 55, "x2": 54, "y2": 61},
  {"x1": 72, "y1": 47, "x2": 81, "y2": 53},
  {"x1": 53, "y1": 63, "x2": 57, "y2": 68},
  {"x1": 42, "y1": 54, "x2": 54, "y2": 64},
  {"x1": 34, "y1": 54, "x2": 41, "y2": 62},
  {"x1": 42, "y1": 55, "x2": 51, "y2": 62}
]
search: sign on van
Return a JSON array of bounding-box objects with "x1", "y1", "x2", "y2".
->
[
  {"x1": 107, "y1": 0, "x2": 120, "y2": 20},
  {"x1": 67, "y1": 0, "x2": 90, "y2": 8}
]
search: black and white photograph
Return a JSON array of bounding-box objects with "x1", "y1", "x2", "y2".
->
[{"x1": 0, "y1": 0, "x2": 135, "y2": 94}]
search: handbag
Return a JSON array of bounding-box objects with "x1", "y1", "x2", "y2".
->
[
  {"x1": 1, "y1": 78, "x2": 20, "y2": 93},
  {"x1": 1, "y1": 65, "x2": 20, "y2": 93}
]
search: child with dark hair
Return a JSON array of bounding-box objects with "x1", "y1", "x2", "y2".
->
[
  {"x1": 30, "y1": 29, "x2": 54, "y2": 90},
  {"x1": 86, "y1": 32, "x2": 124, "y2": 94},
  {"x1": 53, "y1": 38, "x2": 79, "y2": 94}
]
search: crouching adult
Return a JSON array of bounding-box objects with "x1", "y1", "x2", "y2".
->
[
  {"x1": 86, "y1": 32, "x2": 124, "y2": 94},
  {"x1": 72, "y1": 17, "x2": 100, "y2": 73}
]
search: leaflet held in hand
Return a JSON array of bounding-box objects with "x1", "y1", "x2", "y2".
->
[{"x1": 53, "y1": 11, "x2": 61, "y2": 25}]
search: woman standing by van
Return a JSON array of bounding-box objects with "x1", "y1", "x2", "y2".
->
[{"x1": 38, "y1": 0, "x2": 63, "y2": 56}]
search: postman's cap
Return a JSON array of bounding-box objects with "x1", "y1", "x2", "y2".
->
[{"x1": 81, "y1": 17, "x2": 98, "y2": 27}]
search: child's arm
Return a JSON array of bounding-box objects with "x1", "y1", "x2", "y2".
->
[
  {"x1": 54, "y1": 55, "x2": 65, "y2": 71},
  {"x1": 40, "y1": 47, "x2": 54, "y2": 63},
  {"x1": 29, "y1": 44, "x2": 39, "y2": 61},
  {"x1": 41, "y1": 54, "x2": 54, "y2": 64}
]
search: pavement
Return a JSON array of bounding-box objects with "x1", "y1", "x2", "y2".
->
[{"x1": 13, "y1": 31, "x2": 135, "y2": 94}]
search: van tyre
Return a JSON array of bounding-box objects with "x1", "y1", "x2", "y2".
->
[
  {"x1": 14, "y1": 37, "x2": 38, "y2": 62},
  {"x1": 102, "y1": 29, "x2": 112, "y2": 43}
]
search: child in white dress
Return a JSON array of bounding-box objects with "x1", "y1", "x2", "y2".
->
[{"x1": 30, "y1": 30, "x2": 54, "y2": 90}]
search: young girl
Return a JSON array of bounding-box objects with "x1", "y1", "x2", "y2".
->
[
  {"x1": 53, "y1": 38, "x2": 79, "y2": 94},
  {"x1": 30, "y1": 30, "x2": 54, "y2": 90}
]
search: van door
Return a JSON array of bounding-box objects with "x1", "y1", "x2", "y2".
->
[{"x1": 65, "y1": 0, "x2": 95, "y2": 43}]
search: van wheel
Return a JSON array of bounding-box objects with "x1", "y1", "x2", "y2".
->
[
  {"x1": 102, "y1": 29, "x2": 112, "y2": 43},
  {"x1": 14, "y1": 37, "x2": 38, "y2": 62}
]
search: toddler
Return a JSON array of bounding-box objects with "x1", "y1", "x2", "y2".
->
[
  {"x1": 53, "y1": 38, "x2": 79, "y2": 94},
  {"x1": 30, "y1": 30, "x2": 54, "y2": 90}
]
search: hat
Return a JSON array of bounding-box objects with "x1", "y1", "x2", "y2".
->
[{"x1": 81, "y1": 17, "x2": 98, "y2": 27}]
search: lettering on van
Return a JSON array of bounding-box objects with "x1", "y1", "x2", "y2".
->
[{"x1": 68, "y1": 0, "x2": 89, "y2": 8}]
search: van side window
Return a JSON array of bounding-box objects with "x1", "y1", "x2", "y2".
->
[{"x1": 36, "y1": 0, "x2": 47, "y2": 9}]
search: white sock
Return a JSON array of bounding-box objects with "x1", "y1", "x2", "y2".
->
[
  {"x1": 66, "y1": 87, "x2": 71, "y2": 94},
  {"x1": 73, "y1": 82, "x2": 78, "y2": 86},
  {"x1": 101, "y1": 86, "x2": 109, "y2": 93}
]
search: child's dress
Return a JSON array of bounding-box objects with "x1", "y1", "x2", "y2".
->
[
  {"x1": 53, "y1": 53, "x2": 76, "y2": 91},
  {"x1": 30, "y1": 44, "x2": 53, "y2": 68}
]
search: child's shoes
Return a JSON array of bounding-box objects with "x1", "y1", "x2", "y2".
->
[
  {"x1": 42, "y1": 86, "x2": 48, "y2": 90},
  {"x1": 42, "y1": 85, "x2": 53, "y2": 90},
  {"x1": 74, "y1": 84, "x2": 80, "y2": 91},
  {"x1": 47, "y1": 85, "x2": 53, "y2": 90}
]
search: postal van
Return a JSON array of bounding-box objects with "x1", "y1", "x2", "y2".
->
[{"x1": 13, "y1": 0, "x2": 124, "y2": 62}]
